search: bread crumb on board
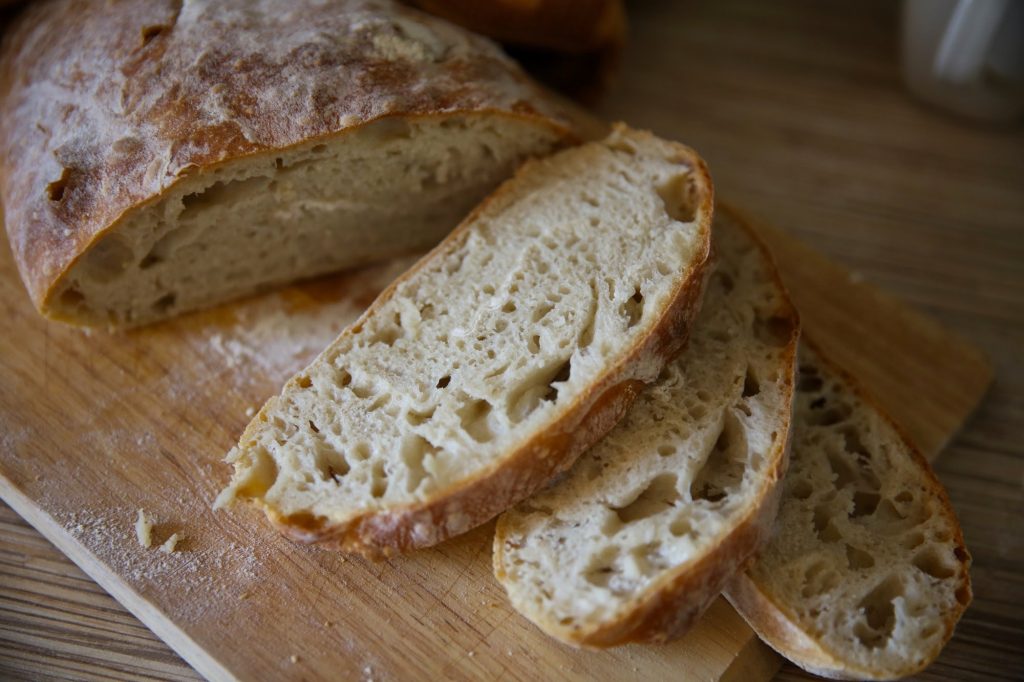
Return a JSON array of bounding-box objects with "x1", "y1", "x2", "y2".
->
[
  {"x1": 134, "y1": 509, "x2": 184, "y2": 552},
  {"x1": 135, "y1": 509, "x2": 153, "y2": 548},
  {"x1": 161, "y1": 532, "x2": 182, "y2": 553}
]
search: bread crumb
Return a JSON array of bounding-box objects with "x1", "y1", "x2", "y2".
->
[
  {"x1": 290, "y1": 654, "x2": 299, "y2": 664},
  {"x1": 245, "y1": 406, "x2": 255, "y2": 418},
  {"x1": 135, "y1": 509, "x2": 153, "y2": 548},
  {"x1": 468, "y1": 651, "x2": 475, "y2": 657},
  {"x1": 160, "y1": 532, "x2": 182, "y2": 553}
]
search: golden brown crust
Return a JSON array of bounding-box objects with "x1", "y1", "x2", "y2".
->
[
  {"x1": 491, "y1": 203, "x2": 801, "y2": 646},
  {"x1": 242, "y1": 125, "x2": 714, "y2": 558},
  {"x1": 0, "y1": 0, "x2": 576, "y2": 320},
  {"x1": 723, "y1": 339, "x2": 972, "y2": 680}
]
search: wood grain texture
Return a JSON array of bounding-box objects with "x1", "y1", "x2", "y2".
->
[{"x1": 1, "y1": 0, "x2": 1022, "y2": 681}]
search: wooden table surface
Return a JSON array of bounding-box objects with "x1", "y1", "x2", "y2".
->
[{"x1": 2, "y1": 0, "x2": 1022, "y2": 680}]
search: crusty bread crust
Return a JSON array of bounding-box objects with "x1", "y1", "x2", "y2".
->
[
  {"x1": 0, "y1": 0, "x2": 576, "y2": 322},
  {"x1": 723, "y1": 338, "x2": 972, "y2": 680},
  {"x1": 231, "y1": 125, "x2": 714, "y2": 558},
  {"x1": 492, "y1": 203, "x2": 799, "y2": 646}
]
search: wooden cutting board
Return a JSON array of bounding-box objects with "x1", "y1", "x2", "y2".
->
[{"x1": 0, "y1": 206, "x2": 991, "y2": 681}]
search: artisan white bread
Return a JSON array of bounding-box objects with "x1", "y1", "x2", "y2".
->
[
  {"x1": 493, "y1": 206, "x2": 799, "y2": 646},
  {"x1": 724, "y1": 344, "x2": 972, "y2": 680},
  {"x1": 217, "y1": 125, "x2": 714, "y2": 557},
  {"x1": 0, "y1": 0, "x2": 576, "y2": 327}
]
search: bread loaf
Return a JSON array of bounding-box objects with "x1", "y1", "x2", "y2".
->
[
  {"x1": 493, "y1": 206, "x2": 799, "y2": 646},
  {"x1": 724, "y1": 345, "x2": 972, "y2": 680},
  {"x1": 0, "y1": 0, "x2": 576, "y2": 327},
  {"x1": 216, "y1": 125, "x2": 713, "y2": 557}
]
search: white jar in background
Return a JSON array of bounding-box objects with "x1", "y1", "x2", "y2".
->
[{"x1": 902, "y1": 0, "x2": 1024, "y2": 122}]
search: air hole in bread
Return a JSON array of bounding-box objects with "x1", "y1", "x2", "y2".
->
[
  {"x1": 532, "y1": 302, "x2": 554, "y2": 323},
  {"x1": 813, "y1": 504, "x2": 842, "y2": 542},
  {"x1": 47, "y1": 168, "x2": 71, "y2": 202},
  {"x1": 527, "y1": 333, "x2": 541, "y2": 354},
  {"x1": 754, "y1": 316, "x2": 794, "y2": 347},
  {"x1": 655, "y1": 172, "x2": 698, "y2": 223},
  {"x1": 912, "y1": 546, "x2": 956, "y2": 579},
  {"x1": 855, "y1": 576, "x2": 901, "y2": 648},
  {"x1": 808, "y1": 403, "x2": 852, "y2": 427},
  {"x1": 895, "y1": 490, "x2": 913, "y2": 504},
  {"x1": 851, "y1": 490, "x2": 881, "y2": 518},
  {"x1": 841, "y1": 426, "x2": 870, "y2": 457},
  {"x1": 181, "y1": 176, "x2": 269, "y2": 216},
  {"x1": 482, "y1": 284, "x2": 495, "y2": 295},
  {"x1": 621, "y1": 287, "x2": 644, "y2": 328},
  {"x1": 691, "y1": 412, "x2": 746, "y2": 503},
  {"x1": 436, "y1": 375, "x2": 451, "y2": 389},
  {"x1": 801, "y1": 560, "x2": 841, "y2": 598},
  {"x1": 153, "y1": 293, "x2": 176, "y2": 314},
  {"x1": 543, "y1": 358, "x2": 572, "y2": 403},
  {"x1": 370, "y1": 460, "x2": 388, "y2": 498},
  {"x1": 405, "y1": 406, "x2": 435, "y2": 426},
  {"x1": 401, "y1": 434, "x2": 437, "y2": 493},
  {"x1": 316, "y1": 446, "x2": 350, "y2": 483},
  {"x1": 457, "y1": 398, "x2": 494, "y2": 443},
  {"x1": 873, "y1": 498, "x2": 908, "y2": 523},
  {"x1": 140, "y1": 253, "x2": 162, "y2": 269},
  {"x1": 657, "y1": 444, "x2": 675, "y2": 457},
  {"x1": 846, "y1": 544, "x2": 875, "y2": 569},
  {"x1": 362, "y1": 117, "x2": 413, "y2": 143},
  {"x1": 902, "y1": 531, "x2": 925, "y2": 550},
  {"x1": 140, "y1": 24, "x2": 166, "y2": 46},
  {"x1": 583, "y1": 546, "x2": 620, "y2": 589},
  {"x1": 742, "y1": 365, "x2": 760, "y2": 398},
  {"x1": 632, "y1": 542, "x2": 670, "y2": 576},
  {"x1": 82, "y1": 234, "x2": 134, "y2": 282},
  {"x1": 307, "y1": 420, "x2": 320, "y2": 434},
  {"x1": 369, "y1": 324, "x2": 402, "y2": 346},
  {"x1": 59, "y1": 286, "x2": 85, "y2": 309},
  {"x1": 826, "y1": 449, "x2": 857, "y2": 487},
  {"x1": 501, "y1": 300, "x2": 517, "y2": 314},
  {"x1": 669, "y1": 517, "x2": 692, "y2": 537},
  {"x1": 350, "y1": 382, "x2": 373, "y2": 399},
  {"x1": 613, "y1": 474, "x2": 679, "y2": 524}
]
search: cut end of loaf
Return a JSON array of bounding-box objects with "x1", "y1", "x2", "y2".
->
[
  {"x1": 726, "y1": 346, "x2": 971, "y2": 680},
  {"x1": 44, "y1": 114, "x2": 565, "y2": 327},
  {"x1": 493, "y1": 206, "x2": 799, "y2": 646},
  {"x1": 218, "y1": 125, "x2": 715, "y2": 556}
]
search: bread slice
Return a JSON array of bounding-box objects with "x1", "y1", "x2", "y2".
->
[
  {"x1": 493, "y1": 205, "x2": 799, "y2": 646},
  {"x1": 724, "y1": 344, "x2": 972, "y2": 680},
  {"x1": 0, "y1": 0, "x2": 576, "y2": 327},
  {"x1": 216, "y1": 125, "x2": 714, "y2": 557}
]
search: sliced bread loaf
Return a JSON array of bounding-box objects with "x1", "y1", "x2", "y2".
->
[
  {"x1": 0, "y1": 0, "x2": 576, "y2": 327},
  {"x1": 216, "y1": 125, "x2": 714, "y2": 557},
  {"x1": 724, "y1": 344, "x2": 972, "y2": 680},
  {"x1": 492, "y1": 205, "x2": 799, "y2": 646}
]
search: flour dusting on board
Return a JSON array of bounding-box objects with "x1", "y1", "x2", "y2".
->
[
  {"x1": 54, "y1": 503, "x2": 270, "y2": 625},
  {"x1": 203, "y1": 257, "x2": 417, "y2": 386}
]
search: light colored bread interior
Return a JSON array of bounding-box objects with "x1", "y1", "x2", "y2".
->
[
  {"x1": 216, "y1": 126, "x2": 713, "y2": 556},
  {"x1": 493, "y1": 208, "x2": 799, "y2": 646},
  {"x1": 725, "y1": 345, "x2": 972, "y2": 680},
  {"x1": 50, "y1": 114, "x2": 563, "y2": 327}
]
